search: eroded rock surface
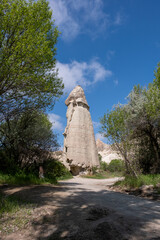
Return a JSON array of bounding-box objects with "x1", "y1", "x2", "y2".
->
[
  {"x1": 96, "y1": 139, "x2": 123, "y2": 164},
  {"x1": 63, "y1": 85, "x2": 99, "y2": 175}
]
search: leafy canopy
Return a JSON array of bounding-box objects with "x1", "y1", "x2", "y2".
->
[
  {"x1": 100, "y1": 64, "x2": 160, "y2": 175},
  {"x1": 0, "y1": 0, "x2": 64, "y2": 109},
  {"x1": 0, "y1": 109, "x2": 59, "y2": 168}
]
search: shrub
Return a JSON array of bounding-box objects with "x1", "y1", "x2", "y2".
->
[
  {"x1": 0, "y1": 151, "x2": 19, "y2": 174},
  {"x1": 44, "y1": 159, "x2": 72, "y2": 180},
  {"x1": 98, "y1": 154, "x2": 102, "y2": 161},
  {"x1": 108, "y1": 159, "x2": 124, "y2": 172},
  {"x1": 0, "y1": 157, "x2": 72, "y2": 185},
  {"x1": 100, "y1": 161, "x2": 108, "y2": 171},
  {"x1": 0, "y1": 171, "x2": 50, "y2": 185},
  {"x1": 115, "y1": 174, "x2": 160, "y2": 188},
  {"x1": 91, "y1": 166, "x2": 98, "y2": 175}
]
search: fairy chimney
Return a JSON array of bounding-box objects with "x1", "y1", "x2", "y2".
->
[{"x1": 63, "y1": 85, "x2": 99, "y2": 175}]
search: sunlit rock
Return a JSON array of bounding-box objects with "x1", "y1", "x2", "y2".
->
[{"x1": 63, "y1": 85, "x2": 99, "y2": 175}]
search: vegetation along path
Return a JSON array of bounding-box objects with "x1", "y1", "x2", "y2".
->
[{"x1": 1, "y1": 177, "x2": 160, "y2": 240}]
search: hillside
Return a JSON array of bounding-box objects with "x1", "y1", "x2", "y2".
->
[{"x1": 96, "y1": 139, "x2": 123, "y2": 163}]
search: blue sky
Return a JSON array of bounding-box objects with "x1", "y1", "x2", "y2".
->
[{"x1": 47, "y1": 0, "x2": 160, "y2": 147}]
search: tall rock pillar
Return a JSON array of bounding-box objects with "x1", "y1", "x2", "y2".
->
[{"x1": 63, "y1": 85, "x2": 99, "y2": 175}]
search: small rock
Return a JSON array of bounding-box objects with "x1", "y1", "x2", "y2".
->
[
  {"x1": 156, "y1": 183, "x2": 160, "y2": 188},
  {"x1": 140, "y1": 185, "x2": 154, "y2": 192},
  {"x1": 140, "y1": 185, "x2": 154, "y2": 196}
]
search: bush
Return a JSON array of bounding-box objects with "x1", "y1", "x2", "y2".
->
[
  {"x1": 0, "y1": 172, "x2": 42, "y2": 185},
  {"x1": 44, "y1": 159, "x2": 72, "y2": 180},
  {"x1": 98, "y1": 154, "x2": 102, "y2": 161},
  {"x1": 100, "y1": 161, "x2": 108, "y2": 171},
  {"x1": 0, "y1": 171, "x2": 51, "y2": 185},
  {"x1": 91, "y1": 166, "x2": 98, "y2": 175},
  {"x1": 115, "y1": 174, "x2": 160, "y2": 188},
  {"x1": 0, "y1": 159, "x2": 73, "y2": 185},
  {"x1": 0, "y1": 151, "x2": 19, "y2": 174},
  {"x1": 108, "y1": 159, "x2": 124, "y2": 172}
]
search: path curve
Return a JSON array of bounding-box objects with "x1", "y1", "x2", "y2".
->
[{"x1": 2, "y1": 177, "x2": 160, "y2": 240}]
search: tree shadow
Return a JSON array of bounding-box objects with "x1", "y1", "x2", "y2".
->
[{"x1": 1, "y1": 180, "x2": 160, "y2": 240}]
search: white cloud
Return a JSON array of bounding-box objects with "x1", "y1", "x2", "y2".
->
[
  {"x1": 49, "y1": 0, "x2": 123, "y2": 41},
  {"x1": 48, "y1": 113, "x2": 64, "y2": 131},
  {"x1": 49, "y1": 0, "x2": 80, "y2": 40},
  {"x1": 114, "y1": 12, "x2": 123, "y2": 25},
  {"x1": 114, "y1": 79, "x2": 119, "y2": 86},
  {"x1": 57, "y1": 60, "x2": 112, "y2": 91},
  {"x1": 70, "y1": 0, "x2": 109, "y2": 35},
  {"x1": 95, "y1": 133, "x2": 106, "y2": 142},
  {"x1": 107, "y1": 50, "x2": 115, "y2": 62}
]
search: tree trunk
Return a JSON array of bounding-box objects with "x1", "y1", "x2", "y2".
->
[
  {"x1": 114, "y1": 142, "x2": 138, "y2": 178},
  {"x1": 145, "y1": 127, "x2": 160, "y2": 173}
]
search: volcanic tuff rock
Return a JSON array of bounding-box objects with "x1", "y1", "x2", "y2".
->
[
  {"x1": 63, "y1": 85, "x2": 99, "y2": 175},
  {"x1": 96, "y1": 139, "x2": 123, "y2": 164}
]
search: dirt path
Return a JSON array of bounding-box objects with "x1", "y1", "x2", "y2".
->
[{"x1": 1, "y1": 177, "x2": 160, "y2": 240}]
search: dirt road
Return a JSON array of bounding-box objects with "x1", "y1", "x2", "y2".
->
[{"x1": 2, "y1": 177, "x2": 160, "y2": 240}]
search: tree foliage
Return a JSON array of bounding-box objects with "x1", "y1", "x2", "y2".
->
[
  {"x1": 0, "y1": 0, "x2": 64, "y2": 112},
  {"x1": 100, "y1": 65, "x2": 160, "y2": 175},
  {"x1": 0, "y1": 109, "x2": 59, "y2": 171},
  {"x1": 0, "y1": 0, "x2": 64, "y2": 175},
  {"x1": 100, "y1": 104, "x2": 138, "y2": 176}
]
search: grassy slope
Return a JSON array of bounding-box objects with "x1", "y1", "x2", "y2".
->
[
  {"x1": 0, "y1": 192, "x2": 35, "y2": 235},
  {"x1": 0, "y1": 172, "x2": 72, "y2": 186},
  {"x1": 82, "y1": 171, "x2": 123, "y2": 179},
  {"x1": 0, "y1": 171, "x2": 72, "y2": 236},
  {"x1": 0, "y1": 172, "x2": 56, "y2": 185},
  {"x1": 115, "y1": 174, "x2": 160, "y2": 189}
]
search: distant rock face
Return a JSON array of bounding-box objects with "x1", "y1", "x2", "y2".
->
[
  {"x1": 63, "y1": 85, "x2": 100, "y2": 175},
  {"x1": 96, "y1": 139, "x2": 123, "y2": 163}
]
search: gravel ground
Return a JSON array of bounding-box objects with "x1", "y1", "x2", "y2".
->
[{"x1": 1, "y1": 176, "x2": 160, "y2": 240}]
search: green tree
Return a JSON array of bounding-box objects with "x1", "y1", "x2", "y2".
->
[
  {"x1": 0, "y1": 0, "x2": 63, "y2": 113},
  {"x1": 0, "y1": 109, "x2": 59, "y2": 171},
  {"x1": 100, "y1": 105, "x2": 137, "y2": 176},
  {"x1": 154, "y1": 62, "x2": 160, "y2": 88},
  {"x1": 100, "y1": 80, "x2": 160, "y2": 175},
  {"x1": 126, "y1": 85, "x2": 160, "y2": 173}
]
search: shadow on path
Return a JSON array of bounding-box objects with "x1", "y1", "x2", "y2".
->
[{"x1": 1, "y1": 179, "x2": 160, "y2": 240}]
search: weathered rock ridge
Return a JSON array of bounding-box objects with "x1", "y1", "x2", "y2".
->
[
  {"x1": 96, "y1": 139, "x2": 123, "y2": 163},
  {"x1": 63, "y1": 86, "x2": 99, "y2": 175}
]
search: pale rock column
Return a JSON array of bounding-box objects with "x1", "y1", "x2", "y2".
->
[{"x1": 63, "y1": 85, "x2": 99, "y2": 175}]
